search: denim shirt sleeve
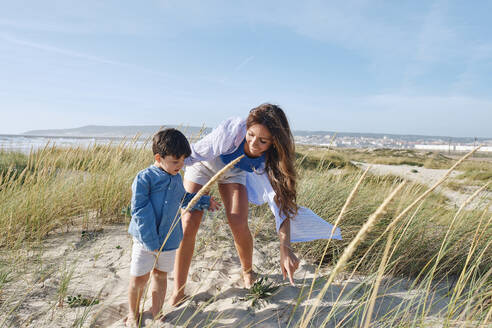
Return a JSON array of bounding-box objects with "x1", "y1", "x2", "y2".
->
[
  {"x1": 181, "y1": 192, "x2": 211, "y2": 211},
  {"x1": 131, "y1": 172, "x2": 160, "y2": 251}
]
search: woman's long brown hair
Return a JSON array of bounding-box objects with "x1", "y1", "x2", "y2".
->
[{"x1": 247, "y1": 103, "x2": 298, "y2": 219}]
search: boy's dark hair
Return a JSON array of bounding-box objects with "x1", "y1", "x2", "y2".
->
[{"x1": 152, "y1": 128, "x2": 191, "y2": 158}]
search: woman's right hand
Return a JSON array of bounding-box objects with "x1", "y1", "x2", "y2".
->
[{"x1": 280, "y1": 244, "x2": 300, "y2": 286}]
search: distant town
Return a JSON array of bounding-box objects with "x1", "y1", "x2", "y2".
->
[{"x1": 294, "y1": 133, "x2": 492, "y2": 152}]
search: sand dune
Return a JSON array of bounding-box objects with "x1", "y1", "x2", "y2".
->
[{"x1": 0, "y1": 211, "x2": 459, "y2": 328}]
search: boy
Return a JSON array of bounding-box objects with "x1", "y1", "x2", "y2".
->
[{"x1": 126, "y1": 128, "x2": 219, "y2": 326}]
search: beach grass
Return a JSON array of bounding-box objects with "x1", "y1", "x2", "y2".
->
[
  {"x1": 0, "y1": 142, "x2": 490, "y2": 327},
  {"x1": 0, "y1": 141, "x2": 150, "y2": 248},
  {"x1": 297, "y1": 145, "x2": 492, "y2": 170}
]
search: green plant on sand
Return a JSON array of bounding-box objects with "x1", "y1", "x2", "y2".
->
[{"x1": 242, "y1": 277, "x2": 279, "y2": 309}]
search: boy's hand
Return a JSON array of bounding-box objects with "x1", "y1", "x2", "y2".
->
[{"x1": 208, "y1": 197, "x2": 221, "y2": 212}]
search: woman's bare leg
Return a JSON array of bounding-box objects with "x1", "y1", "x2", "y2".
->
[
  {"x1": 170, "y1": 180, "x2": 204, "y2": 306},
  {"x1": 218, "y1": 183, "x2": 256, "y2": 288}
]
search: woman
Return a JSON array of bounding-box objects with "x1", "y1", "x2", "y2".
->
[{"x1": 170, "y1": 104, "x2": 340, "y2": 305}]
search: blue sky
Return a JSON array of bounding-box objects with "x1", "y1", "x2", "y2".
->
[{"x1": 1, "y1": 1, "x2": 491, "y2": 137}]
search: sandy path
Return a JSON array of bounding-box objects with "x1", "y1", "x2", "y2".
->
[{"x1": 353, "y1": 162, "x2": 491, "y2": 211}]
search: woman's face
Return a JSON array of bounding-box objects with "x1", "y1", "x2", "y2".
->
[{"x1": 244, "y1": 124, "x2": 273, "y2": 157}]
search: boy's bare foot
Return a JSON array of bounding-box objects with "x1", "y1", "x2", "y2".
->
[
  {"x1": 243, "y1": 270, "x2": 257, "y2": 289},
  {"x1": 170, "y1": 291, "x2": 188, "y2": 307}
]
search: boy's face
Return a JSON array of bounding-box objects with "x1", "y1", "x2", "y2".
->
[{"x1": 155, "y1": 154, "x2": 185, "y2": 175}]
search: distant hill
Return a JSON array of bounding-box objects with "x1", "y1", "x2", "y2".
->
[
  {"x1": 22, "y1": 125, "x2": 490, "y2": 143},
  {"x1": 23, "y1": 125, "x2": 212, "y2": 138}
]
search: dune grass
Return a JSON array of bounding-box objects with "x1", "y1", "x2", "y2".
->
[
  {"x1": 293, "y1": 169, "x2": 491, "y2": 278},
  {"x1": 0, "y1": 142, "x2": 490, "y2": 327},
  {"x1": 0, "y1": 141, "x2": 149, "y2": 248},
  {"x1": 296, "y1": 146, "x2": 454, "y2": 168},
  {"x1": 297, "y1": 145, "x2": 492, "y2": 170}
]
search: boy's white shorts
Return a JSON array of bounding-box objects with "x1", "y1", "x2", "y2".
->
[
  {"x1": 184, "y1": 156, "x2": 246, "y2": 186},
  {"x1": 130, "y1": 239, "x2": 177, "y2": 277}
]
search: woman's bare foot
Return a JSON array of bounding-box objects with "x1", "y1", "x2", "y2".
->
[
  {"x1": 243, "y1": 269, "x2": 257, "y2": 289},
  {"x1": 146, "y1": 309, "x2": 167, "y2": 323},
  {"x1": 123, "y1": 314, "x2": 139, "y2": 327},
  {"x1": 169, "y1": 291, "x2": 189, "y2": 307}
]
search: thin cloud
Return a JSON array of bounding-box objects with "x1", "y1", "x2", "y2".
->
[
  {"x1": 233, "y1": 56, "x2": 255, "y2": 72},
  {"x1": 0, "y1": 33, "x2": 127, "y2": 66},
  {"x1": 219, "y1": 55, "x2": 255, "y2": 84},
  {"x1": 0, "y1": 33, "x2": 186, "y2": 82}
]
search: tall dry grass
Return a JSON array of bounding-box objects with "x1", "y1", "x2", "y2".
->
[
  {"x1": 0, "y1": 140, "x2": 151, "y2": 248},
  {"x1": 291, "y1": 147, "x2": 491, "y2": 327},
  {"x1": 0, "y1": 142, "x2": 490, "y2": 327}
]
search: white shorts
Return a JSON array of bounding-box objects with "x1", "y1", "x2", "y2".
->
[
  {"x1": 184, "y1": 156, "x2": 247, "y2": 186},
  {"x1": 130, "y1": 239, "x2": 177, "y2": 277}
]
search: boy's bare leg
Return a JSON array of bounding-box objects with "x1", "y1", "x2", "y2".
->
[
  {"x1": 150, "y1": 269, "x2": 167, "y2": 320},
  {"x1": 218, "y1": 183, "x2": 256, "y2": 288},
  {"x1": 127, "y1": 273, "x2": 150, "y2": 326},
  {"x1": 170, "y1": 180, "x2": 204, "y2": 306}
]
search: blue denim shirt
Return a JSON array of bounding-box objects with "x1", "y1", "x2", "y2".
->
[{"x1": 128, "y1": 165, "x2": 210, "y2": 251}]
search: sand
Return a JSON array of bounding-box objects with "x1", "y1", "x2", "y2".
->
[{"x1": 1, "y1": 211, "x2": 460, "y2": 328}]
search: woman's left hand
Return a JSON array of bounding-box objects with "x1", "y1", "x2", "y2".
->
[{"x1": 280, "y1": 245, "x2": 300, "y2": 286}]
